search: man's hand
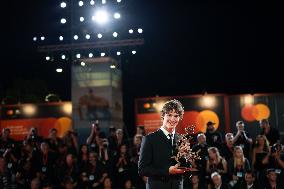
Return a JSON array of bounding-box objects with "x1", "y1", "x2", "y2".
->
[{"x1": 169, "y1": 164, "x2": 185, "y2": 175}]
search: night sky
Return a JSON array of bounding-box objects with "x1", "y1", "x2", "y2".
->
[{"x1": 1, "y1": 1, "x2": 284, "y2": 136}]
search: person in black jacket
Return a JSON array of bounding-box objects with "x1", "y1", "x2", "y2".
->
[{"x1": 138, "y1": 99, "x2": 187, "y2": 189}]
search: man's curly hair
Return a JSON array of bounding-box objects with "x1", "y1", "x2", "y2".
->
[{"x1": 161, "y1": 99, "x2": 184, "y2": 120}]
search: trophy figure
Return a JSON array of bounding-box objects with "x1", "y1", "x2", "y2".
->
[{"x1": 172, "y1": 125, "x2": 200, "y2": 170}]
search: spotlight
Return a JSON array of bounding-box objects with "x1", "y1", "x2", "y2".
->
[
  {"x1": 56, "y1": 68, "x2": 63, "y2": 73},
  {"x1": 61, "y1": 55, "x2": 66, "y2": 60},
  {"x1": 97, "y1": 33, "x2": 103, "y2": 38},
  {"x1": 128, "y1": 29, "x2": 133, "y2": 34},
  {"x1": 114, "y1": 13, "x2": 120, "y2": 19},
  {"x1": 46, "y1": 56, "x2": 51, "y2": 61},
  {"x1": 59, "y1": 36, "x2": 64, "y2": 41},
  {"x1": 90, "y1": 0, "x2": 95, "y2": 5},
  {"x1": 200, "y1": 95, "x2": 216, "y2": 108},
  {"x1": 74, "y1": 35, "x2": 78, "y2": 40},
  {"x1": 76, "y1": 54, "x2": 81, "y2": 58},
  {"x1": 117, "y1": 51, "x2": 121, "y2": 56},
  {"x1": 94, "y1": 10, "x2": 108, "y2": 24},
  {"x1": 60, "y1": 2, "x2": 67, "y2": 8},
  {"x1": 33, "y1": 37, "x2": 37, "y2": 41},
  {"x1": 40, "y1": 36, "x2": 45, "y2": 41},
  {"x1": 23, "y1": 105, "x2": 37, "y2": 116},
  {"x1": 113, "y1": 32, "x2": 118, "y2": 38},
  {"x1": 132, "y1": 50, "x2": 136, "y2": 54},
  {"x1": 101, "y1": 52, "x2": 105, "y2": 57},
  {"x1": 89, "y1": 53, "x2": 93, "y2": 58},
  {"x1": 110, "y1": 65, "x2": 116, "y2": 69},
  {"x1": 78, "y1": 1, "x2": 84, "y2": 6},
  {"x1": 62, "y1": 102, "x2": 72, "y2": 115},
  {"x1": 85, "y1": 34, "x2": 91, "y2": 39},
  {"x1": 61, "y1": 18, "x2": 67, "y2": 24},
  {"x1": 81, "y1": 62, "x2": 86, "y2": 66},
  {"x1": 80, "y1": 17, "x2": 84, "y2": 22},
  {"x1": 102, "y1": 0, "x2": 106, "y2": 4},
  {"x1": 117, "y1": 0, "x2": 121, "y2": 2},
  {"x1": 138, "y1": 28, "x2": 143, "y2": 33}
]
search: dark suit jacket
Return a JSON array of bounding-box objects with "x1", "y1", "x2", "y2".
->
[{"x1": 138, "y1": 129, "x2": 183, "y2": 189}]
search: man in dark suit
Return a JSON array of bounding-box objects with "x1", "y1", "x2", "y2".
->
[
  {"x1": 211, "y1": 172, "x2": 229, "y2": 189},
  {"x1": 138, "y1": 99, "x2": 186, "y2": 189}
]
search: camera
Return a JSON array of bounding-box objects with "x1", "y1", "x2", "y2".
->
[{"x1": 271, "y1": 143, "x2": 281, "y2": 154}]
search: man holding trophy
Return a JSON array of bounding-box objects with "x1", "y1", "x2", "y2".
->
[{"x1": 138, "y1": 99, "x2": 199, "y2": 189}]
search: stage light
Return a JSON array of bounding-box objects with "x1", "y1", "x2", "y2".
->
[
  {"x1": 101, "y1": 52, "x2": 105, "y2": 57},
  {"x1": 46, "y1": 56, "x2": 51, "y2": 61},
  {"x1": 243, "y1": 95, "x2": 254, "y2": 105},
  {"x1": 200, "y1": 95, "x2": 216, "y2": 108},
  {"x1": 89, "y1": 53, "x2": 93, "y2": 58},
  {"x1": 81, "y1": 62, "x2": 86, "y2": 66},
  {"x1": 78, "y1": 1, "x2": 84, "y2": 6},
  {"x1": 61, "y1": 55, "x2": 66, "y2": 59},
  {"x1": 90, "y1": 0, "x2": 95, "y2": 5},
  {"x1": 33, "y1": 37, "x2": 37, "y2": 41},
  {"x1": 110, "y1": 65, "x2": 116, "y2": 69},
  {"x1": 129, "y1": 29, "x2": 133, "y2": 34},
  {"x1": 40, "y1": 36, "x2": 45, "y2": 41},
  {"x1": 62, "y1": 102, "x2": 72, "y2": 115},
  {"x1": 76, "y1": 53, "x2": 81, "y2": 58},
  {"x1": 61, "y1": 18, "x2": 67, "y2": 24},
  {"x1": 117, "y1": 51, "x2": 121, "y2": 56},
  {"x1": 94, "y1": 10, "x2": 108, "y2": 24},
  {"x1": 85, "y1": 34, "x2": 91, "y2": 39},
  {"x1": 102, "y1": 0, "x2": 106, "y2": 4},
  {"x1": 132, "y1": 50, "x2": 136, "y2": 54},
  {"x1": 80, "y1": 17, "x2": 84, "y2": 22},
  {"x1": 74, "y1": 35, "x2": 78, "y2": 40},
  {"x1": 114, "y1": 13, "x2": 120, "y2": 19},
  {"x1": 60, "y1": 2, "x2": 67, "y2": 8},
  {"x1": 138, "y1": 28, "x2": 143, "y2": 33},
  {"x1": 59, "y1": 36, "x2": 64, "y2": 41},
  {"x1": 23, "y1": 105, "x2": 37, "y2": 116},
  {"x1": 97, "y1": 33, "x2": 103, "y2": 38},
  {"x1": 56, "y1": 68, "x2": 63, "y2": 73},
  {"x1": 113, "y1": 32, "x2": 118, "y2": 37},
  {"x1": 117, "y1": 0, "x2": 122, "y2": 2}
]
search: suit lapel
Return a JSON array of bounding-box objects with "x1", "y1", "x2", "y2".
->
[{"x1": 157, "y1": 129, "x2": 172, "y2": 147}]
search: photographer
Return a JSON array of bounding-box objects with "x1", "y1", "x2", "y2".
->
[
  {"x1": 25, "y1": 128, "x2": 43, "y2": 150},
  {"x1": 233, "y1": 121, "x2": 253, "y2": 159},
  {"x1": 262, "y1": 143, "x2": 284, "y2": 177},
  {"x1": 86, "y1": 120, "x2": 100, "y2": 149},
  {"x1": 96, "y1": 132, "x2": 110, "y2": 165}
]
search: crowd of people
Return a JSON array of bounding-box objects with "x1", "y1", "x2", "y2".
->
[
  {"x1": 182, "y1": 119, "x2": 283, "y2": 189},
  {"x1": 0, "y1": 118, "x2": 283, "y2": 189}
]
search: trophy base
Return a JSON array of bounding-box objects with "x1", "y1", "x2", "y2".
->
[{"x1": 177, "y1": 167, "x2": 192, "y2": 171}]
